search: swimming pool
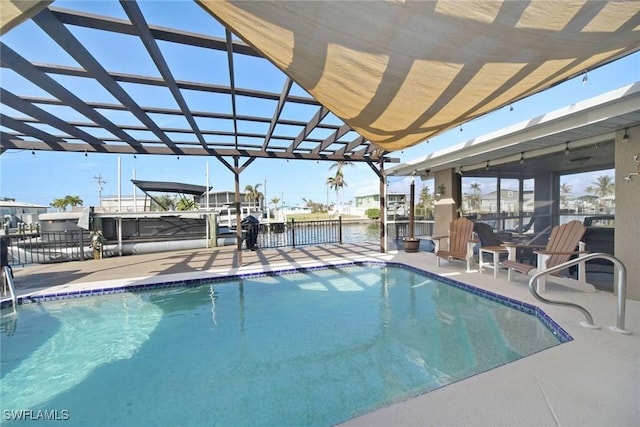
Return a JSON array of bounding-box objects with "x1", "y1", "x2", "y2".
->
[{"x1": 0, "y1": 262, "x2": 569, "y2": 426}]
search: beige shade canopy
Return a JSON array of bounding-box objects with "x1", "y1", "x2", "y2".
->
[
  {"x1": 199, "y1": 0, "x2": 640, "y2": 152},
  {"x1": 0, "y1": 0, "x2": 51, "y2": 35}
]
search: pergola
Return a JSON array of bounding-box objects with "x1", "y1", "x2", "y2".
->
[{"x1": 1, "y1": 1, "x2": 639, "y2": 261}]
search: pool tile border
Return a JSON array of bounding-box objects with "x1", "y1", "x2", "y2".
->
[{"x1": 3, "y1": 260, "x2": 572, "y2": 343}]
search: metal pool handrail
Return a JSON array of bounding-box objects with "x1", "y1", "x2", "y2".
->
[
  {"x1": 2, "y1": 266, "x2": 17, "y2": 315},
  {"x1": 528, "y1": 253, "x2": 630, "y2": 335}
]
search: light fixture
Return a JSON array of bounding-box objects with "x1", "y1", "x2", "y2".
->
[
  {"x1": 582, "y1": 71, "x2": 588, "y2": 84},
  {"x1": 485, "y1": 161, "x2": 490, "y2": 170},
  {"x1": 623, "y1": 129, "x2": 629, "y2": 143},
  {"x1": 510, "y1": 104, "x2": 514, "y2": 112},
  {"x1": 520, "y1": 152, "x2": 524, "y2": 164},
  {"x1": 31, "y1": 149, "x2": 35, "y2": 155},
  {"x1": 459, "y1": 124, "x2": 463, "y2": 132},
  {"x1": 133, "y1": 153, "x2": 137, "y2": 159},
  {"x1": 564, "y1": 142, "x2": 570, "y2": 156},
  {"x1": 84, "y1": 150, "x2": 88, "y2": 157}
]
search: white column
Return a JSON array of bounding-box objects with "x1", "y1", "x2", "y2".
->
[
  {"x1": 132, "y1": 168, "x2": 137, "y2": 212},
  {"x1": 117, "y1": 156, "x2": 122, "y2": 212}
]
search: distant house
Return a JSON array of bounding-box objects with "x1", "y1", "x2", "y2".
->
[
  {"x1": 354, "y1": 193, "x2": 408, "y2": 216},
  {"x1": 465, "y1": 189, "x2": 534, "y2": 215},
  {"x1": 0, "y1": 198, "x2": 48, "y2": 228},
  {"x1": 575, "y1": 195, "x2": 599, "y2": 214},
  {"x1": 281, "y1": 205, "x2": 312, "y2": 215}
]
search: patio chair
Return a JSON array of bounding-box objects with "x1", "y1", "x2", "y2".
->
[
  {"x1": 505, "y1": 216, "x2": 536, "y2": 235},
  {"x1": 432, "y1": 217, "x2": 477, "y2": 272},
  {"x1": 502, "y1": 220, "x2": 595, "y2": 293},
  {"x1": 473, "y1": 222, "x2": 509, "y2": 278}
]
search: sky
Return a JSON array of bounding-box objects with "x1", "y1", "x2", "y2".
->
[{"x1": 1, "y1": 1, "x2": 638, "y2": 209}]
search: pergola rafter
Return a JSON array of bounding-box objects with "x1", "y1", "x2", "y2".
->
[{"x1": 0, "y1": 4, "x2": 391, "y2": 164}]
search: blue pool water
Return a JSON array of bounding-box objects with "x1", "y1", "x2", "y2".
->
[{"x1": 0, "y1": 263, "x2": 566, "y2": 426}]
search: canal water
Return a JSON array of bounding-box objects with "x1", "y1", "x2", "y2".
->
[{"x1": 341, "y1": 221, "x2": 435, "y2": 252}]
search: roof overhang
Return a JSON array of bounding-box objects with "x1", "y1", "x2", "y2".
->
[{"x1": 386, "y1": 82, "x2": 640, "y2": 178}]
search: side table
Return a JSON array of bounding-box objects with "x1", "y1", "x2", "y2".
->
[{"x1": 479, "y1": 245, "x2": 508, "y2": 278}]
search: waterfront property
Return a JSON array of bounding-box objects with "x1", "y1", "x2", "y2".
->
[{"x1": 1, "y1": 2, "x2": 639, "y2": 426}]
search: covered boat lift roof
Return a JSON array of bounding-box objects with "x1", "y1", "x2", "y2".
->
[
  {"x1": 132, "y1": 179, "x2": 210, "y2": 197},
  {"x1": 132, "y1": 179, "x2": 211, "y2": 211}
]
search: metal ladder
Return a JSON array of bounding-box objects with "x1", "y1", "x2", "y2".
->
[
  {"x1": 528, "y1": 253, "x2": 630, "y2": 335},
  {"x1": 1, "y1": 266, "x2": 17, "y2": 315}
]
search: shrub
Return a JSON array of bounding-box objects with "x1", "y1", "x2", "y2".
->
[{"x1": 365, "y1": 208, "x2": 380, "y2": 220}]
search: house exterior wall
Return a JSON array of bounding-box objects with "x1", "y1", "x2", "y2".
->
[
  {"x1": 433, "y1": 169, "x2": 460, "y2": 237},
  {"x1": 615, "y1": 126, "x2": 640, "y2": 301},
  {"x1": 355, "y1": 193, "x2": 407, "y2": 210}
]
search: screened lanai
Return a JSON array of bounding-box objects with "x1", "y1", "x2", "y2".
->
[{"x1": 387, "y1": 83, "x2": 640, "y2": 233}]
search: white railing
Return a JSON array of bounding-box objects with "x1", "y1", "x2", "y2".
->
[
  {"x1": 1, "y1": 266, "x2": 17, "y2": 315},
  {"x1": 528, "y1": 253, "x2": 630, "y2": 335}
]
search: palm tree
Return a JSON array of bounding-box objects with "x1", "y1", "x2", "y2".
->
[
  {"x1": 466, "y1": 182, "x2": 482, "y2": 212},
  {"x1": 51, "y1": 198, "x2": 68, "y2": 212},
  {"x1": 244, "y1": 183, "x2": 264, "y2": 210},
  {"x1": 175, "y1": 196, "x2": 196, "y2": 211},
  {"x1": 326, "y1": 171, "x2": 347, "y2": 205},
  {"x1": 65, "y1": 195, "x2": 83, "y2": 208},
  {"x1": 329, "y1": 160, "x2": 353, "y2": 174},
  {"x1": 418, "y1": 186, "x2": 434, "y2": 218},
  {"x1": 470, "y1": 182, "x2": 481, "y2": 195},
  {"x1": 588, "y1": 175, "x2": 614, "y2": 198},
  {"x1": 50, "y1": 195, "x2": 84, "y2": 212},
  {"x1": 560, "y1": 183, "x2": 572, "y2": 207},
  {"x1": 270, "y1": 196, "x2": 281, "y2": 218},
  {"x1": 152, "y1": 194, "x2": 176, "y2": 211},
  {"x1": 328, "y1": 161, "x2": 352, "y2": 206}
]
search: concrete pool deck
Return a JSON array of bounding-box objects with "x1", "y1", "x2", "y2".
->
[{"x1": 5, "y1": 243, "x2": 639, "y2": 426}]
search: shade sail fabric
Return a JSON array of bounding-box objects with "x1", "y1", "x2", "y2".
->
[
  {"x1": 198, "y1": 0, "x2": 640, "y2": 152},
  {"x1": 0, "y1": 0, "x2": 51, "y2": 35}
]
